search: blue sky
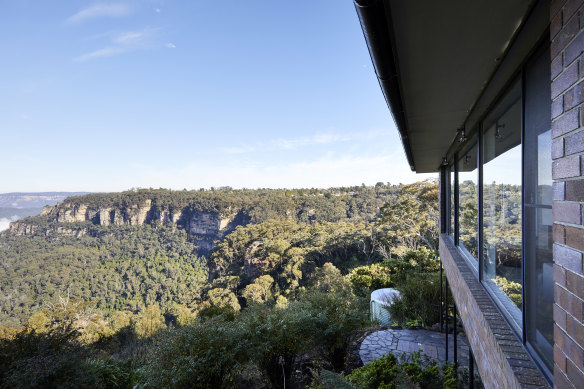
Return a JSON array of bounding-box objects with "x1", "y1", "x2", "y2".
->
[{"x1": 1, "y1": 1, "x2": 432, "y2": 192}]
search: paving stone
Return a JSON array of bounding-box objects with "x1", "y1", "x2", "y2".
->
[{"x1": 359, "y1": 328, "x2": 470, "y2": 366}]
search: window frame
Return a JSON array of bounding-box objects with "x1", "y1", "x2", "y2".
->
[
  {"x1": 445, "y1": 38, "x2": 552, "y2": 383},
  {"x1": 456, "y1": 138, "x2": 479, "y2": 270}
]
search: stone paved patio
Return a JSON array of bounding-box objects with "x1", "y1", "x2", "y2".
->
[{"x1": 359, "y1": 328, "x2": 470, "y2": 366}]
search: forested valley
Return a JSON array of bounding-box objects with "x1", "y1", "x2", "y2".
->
[{"x1": 0, "y1": 181, "x2": 463, "y2": 388}]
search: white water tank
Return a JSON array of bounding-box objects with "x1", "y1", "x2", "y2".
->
[{"x1": 370, "y1": 288, "x2": 401, "y2": 326}]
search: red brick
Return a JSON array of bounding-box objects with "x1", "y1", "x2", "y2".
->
[
  {"x1": 552, "y1": 62, "x2": 580, "y2": 99},
  {"x1": 566, "y1": 313, "x2": 584, "y2": 344},
  {"x1": 566, "y1": 226, "x2": 584, "y2": 251},
  {"x1": 557, "y1": 263, "x2": 569, "y2": 286},
  {"x1": 554, "y1": 202, "x2": 583, "y2": 223},
  {"x1": 555, "y1": 365, "x2": 576, "y2": 389},
  {"x1": 553, "y1": 31, "x2": 574, "y2": 62},
  {"x1": 553, "y1": 156, "x2": 581, "y2": 179},
  {"x1": 553, "y1": 55, "x2": 564, "y2": 79},
  {"x1": 566, "y1": 358, "x2": 584, "y2": 389},
  {"x1": 560, "y1": 288, "x2": 584, "y2": 323},
  {"x1": 564, "y1": 0, "x2": 584, "y2": 25},
  {"x1": 556, "y1": 303, "x2": 569, "y2": 329},
  {"x1": 553, "y1": 95, "x2": 565, "y2": 118},
  {"x1": 566, "y1": 179, "x2": 584, "y2": 201},
  {"x1": 565, "y1": 129, "x2": 584, "y2": 155},
  {"x1": 554, "y1": 138, "x2": 566, "y2": 159},
  {"x1": 565, "y1": 31, "x2": 584, "y2": 65},
  {"x1": 555, "y1": 324, "x2": 584, "y2": 367},
  {"x1": 556, "y1": 223, "x2": 567, "y2": 244},
  {"x1": 552, "y1": 0, "x2": 568, "y2": 19},
  {"x1": 564, "y1": 81, "x2": 584, "y2": 110},
  {"x1": 567, "y1": 271, "x2": 584, "y2": 300},
  {"x1": 552, "y1": 109, "x2": 580, "y2": 138},
  {"x1": 556, "y1": 344, "x2": 568, "y2": 373},
  {"x1": 555, "y1": 181, "x2": 567, "y2": 201},
  {"x1": 554, "y1": 243, "x2": 584, "y2": 272},
  {"x1": 553, "y1": 11, "x2": 563, "y2": 41}
]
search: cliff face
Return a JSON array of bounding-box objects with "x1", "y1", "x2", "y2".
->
[{"x1": 10, "y1": 200, "x2": 250, "y2": 251}]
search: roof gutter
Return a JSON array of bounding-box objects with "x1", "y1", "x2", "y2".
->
[{"x1": 354, "y1": 0, "x2": 415, "y2": 171}]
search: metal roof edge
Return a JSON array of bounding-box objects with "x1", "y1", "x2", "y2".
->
[{"x1": 354, "y1": 0, "x2": 415, "y2": 171}]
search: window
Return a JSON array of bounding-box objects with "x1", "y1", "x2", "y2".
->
[
  {"x1": 524, "y1": 45, "x2": 553, "y2": 374},
  {"x1": 447, "y1": 43, "x2": 552, "y2": 379},
  {"x1": 450, "y1": 165, "x2": 455, "y2": 236},
  {"x1": 482, "y1": 80, "x2": 522, "y2": 326},
  {"x1": 458, "y1": 141, "x2": 478, "y2": 260}
]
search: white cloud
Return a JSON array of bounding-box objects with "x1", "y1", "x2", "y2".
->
[
  {"x1": 74, "y1": 29, "x2": 156, "y2": 62},
  {"x1": 66, "y1": 3, "x2": 131, "y2": 24},
  {"x1": 155, "y1": 8, "x2": 161, "y2": 13},
  {"x1": 219, "y1": 129, "x2": 390, "y2": 154},
  {"x1": 0, "y1": 215, "x2": 20, "y2": 232},
  {"x1": 165, "y1": 43, "x2": 176, "y2": 48},
  {"x1": 0, "y1": 218, "x2": 10, "y2": 232},
  {"x1": 127, "y1": 153, "x2": 434, "y2": 190},
  {"x1": 218, "y1": 145, "x2": 256, "y2": 154},
  {"x1": 74, "y1": 46, "x2": 125, "y2": 62},
  {"x1": 113, "y1": 31, "x2": 146, "y2": 45}
]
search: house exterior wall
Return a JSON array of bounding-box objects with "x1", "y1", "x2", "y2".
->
[
  {"x1": 550, "y1": 1, "x2": 584, "y2": 388},
  {"x1": 439, "y1": 234, "x2": 549, "y2": 388}
]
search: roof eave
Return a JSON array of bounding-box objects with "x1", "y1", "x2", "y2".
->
[{"x1": 354, "y1": 0, "x2": 415, "y2": 172}]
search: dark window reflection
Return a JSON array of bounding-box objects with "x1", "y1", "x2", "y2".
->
[
  {"x1": 524, "y1": 46, "x2": 553, "y2": 373},
  {"x1": 450, "y1": 165, "x2": 455, "y2": 236}
]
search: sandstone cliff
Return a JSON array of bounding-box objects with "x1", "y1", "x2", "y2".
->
[{"x1": 9, "y1": 200, "x2": 251, "y2": 252}]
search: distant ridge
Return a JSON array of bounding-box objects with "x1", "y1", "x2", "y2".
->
[
  {"x1": 0, "y1": 192, "x2": 91, "y2": 231},
  {"x1": 0, "y1": 192, "x2": 89, "y2": 208}
]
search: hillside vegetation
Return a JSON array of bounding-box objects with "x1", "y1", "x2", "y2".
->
[
  {"x1": 0, "y1": 182, "x2": 437, "y2": 327},
  {"x1": 0, "y1": 181, "x2": 459, "y2": 388}
]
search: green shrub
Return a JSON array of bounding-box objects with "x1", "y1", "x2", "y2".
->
[
  {"x1": 345, "y1": 351, "x2": 462, "y2": 389},
  {"x1": 139, "y1": 317, "x2": 246, "y2": 388},
  {"x1": 346, "y1": 353, "x2": 402, "y2": 388},
  {"x1": 494, "y1": 276, "x2": 522, "y2": 308},
  {"x1": 388, "y1": 272, "x2": 442, "y2": 326},
  {"x1": 399, "y1": 248, "x2": 440, "y2": 273},
  {"x1": 399, "y1": 352, "x2": 460, "y2": 389},
  {"x1": 0, "y1": 332, "x2": 98, "y2": 388},
  {"x1": 309, "y1": 369, "x2": 357, "y2": 389},
  {"x1": 348, "y1": 264, "x2": 394, "y2": 296},
  {"x1": 297, "y1": 288, "x2": 369, "y2": 370},
  {"x1": 84, "y1": 358, "x2": 137, "y2": 388},
  {"x1": 238, "y1": 303, "x2": 317, "y2": 389}
]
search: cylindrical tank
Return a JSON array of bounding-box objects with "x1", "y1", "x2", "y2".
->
[{"x1": 370, "y1": 288, "x2": 401, "y2": 326}]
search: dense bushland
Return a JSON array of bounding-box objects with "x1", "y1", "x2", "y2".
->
[{"x1": 0, "y1": 181, "x2": 461, "y2": 388}]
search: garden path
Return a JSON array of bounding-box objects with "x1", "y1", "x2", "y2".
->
[{"x1": 359, "y1": 328, "x2": 470, "y2": 366}]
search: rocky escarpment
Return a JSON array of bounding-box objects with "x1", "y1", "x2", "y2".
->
[
  {"x1": 10, "y1": 201, "x2": 251, "y2": 252},
  {"x1": 40, "y1": 200, "x2": 183, "y2": 226},
  {"x1": 7, "y1": 221, "x2": 88, "y2": 237}
]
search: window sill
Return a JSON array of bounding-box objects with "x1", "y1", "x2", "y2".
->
[{"x1": 439, "y1": 234, "x2": 550, "y2": 388}]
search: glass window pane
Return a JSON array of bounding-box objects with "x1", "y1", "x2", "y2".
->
[
  {"x1": 524, "y1": 46, "x2": 553, "y2": 373},
  {"x1": 450, "y1": 165, "x2": 455, "y2": 236},
  {"x1": 458, "y1": 143, "x2": 478, "y2": 259},
  {"x1": 482, "y1": 80, "x2": 522, "y2": 326}
]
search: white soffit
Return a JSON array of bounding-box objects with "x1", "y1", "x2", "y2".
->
[{"x1": 387, "y1": 0, "x2": 534, "y2": 172}]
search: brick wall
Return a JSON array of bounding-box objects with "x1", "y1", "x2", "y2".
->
[
  {"x1": 439, "y1": 236, "x2": 549, "y2": 389},
  {"x1": 550, "y1": 0, "x2": 584, "y2": 388}
]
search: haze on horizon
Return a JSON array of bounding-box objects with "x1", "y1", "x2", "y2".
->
[{"x1": 1, "y1": 1, "x2": 433, "y2": 193}]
